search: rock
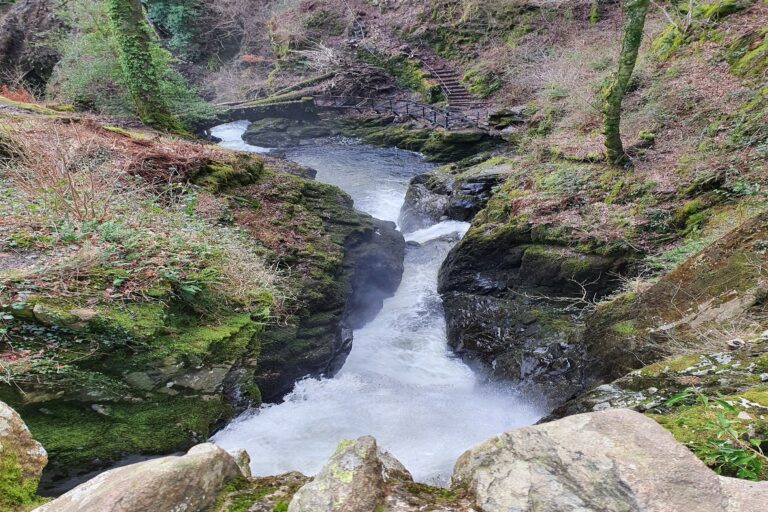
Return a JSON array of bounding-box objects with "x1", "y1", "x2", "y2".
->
[
  {"x1": 34, "y1": 443, "x2": 243, "y2": 512},
  {"x1": 487, "y1": 107, "x2": 528, "y2": 129},
  {"x1": 0, "y1": 400, "x2": 47, "y2": 510},
  {"x1": 399, "y1": 155, "x2": 514, "y2": 233},
  {"x1": 288, "y1": 436, "x2": 398, "y2": 512},
  {"x1": 452, "y1": 409, "x2": 768, "y2": 512},
  {"x1": 438, "y1": 237, "x2": 627, "y2": 402},
  {"x1": 228, "y1": 448, "x2": 252, "y2": 478},
  {"x1": 254, "y1": 184, "x2": 404, "y2": 402},
  {"x1": 399, "y1": 172, "x2": 451, "y2": 232},
  {"x1": 577, "y1": 211, "x2": 768, "y2": 390},
  {"x1": 242, "y1": 118, "x2": 335, "y2": 147},
  {"x1": 0, "y1": 0, "x2": 63, "y2": 89},
  {"x1": 343, "y1": 218, "x2": 405, "y2": 329}
]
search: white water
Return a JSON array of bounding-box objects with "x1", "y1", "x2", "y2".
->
[{"x1": 211, "y1": 122, "x2": 543, "y2": 483}]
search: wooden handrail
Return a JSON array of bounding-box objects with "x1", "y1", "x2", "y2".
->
[{"x1": 312, "y1": 95, "x2": 488, "y2": 131}]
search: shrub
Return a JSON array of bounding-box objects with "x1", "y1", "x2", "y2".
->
[{"x1": 48, "y1": 0, "x2": 213, "y2": 129}]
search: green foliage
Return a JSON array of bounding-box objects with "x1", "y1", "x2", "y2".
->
[
  {"x1": 462, "y1": 66, "x2": 503, "y2": 98},
  {"x1": 664, "y1": 389, "x2": 767, "y2": 480},
  {"x1": 0, "y1": 452, "x2": 46, "y2": 512},
  {"x1": 358, "y1": 50, "x2": 444, "y2": 103},
  {"x1": 49, "y1": 0, "x2": 213, "y2": 130},
  {"x1": 146, "y1": 0, "x2": 203, "y2": 60}
]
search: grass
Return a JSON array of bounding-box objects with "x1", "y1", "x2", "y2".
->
[{"x1": 0, "y1": 118, "x2": 284, "y2": 399}]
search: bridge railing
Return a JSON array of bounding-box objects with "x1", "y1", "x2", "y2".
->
[{"x1": 312, "y1": 95, "x2": 488, "y2": 131}]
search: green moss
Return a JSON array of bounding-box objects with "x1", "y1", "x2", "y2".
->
[
  {"x1": 194, "y1": 158, "x2": 264, "y2": 192},
  {"x1": 726, "y1": 28, "x2": 768, "y2": 79},
  {"x1": 611, "y1": 320, "x2": 636, "y2": 335},
  {"x1": 21, "y1": 397, "x2": 231, "y2": 473},
  {"x1": 342, "y1": 120, "x2": 498, "y2": 162},
  {"x1": 358, "y1": 51, "x2": 444, "y2": 103},
  {"x1": 650, "y1": 386, "x2": 768, "y2": 479},
  {"x1": 652, "y1": 0, "x2": 751, "y2": 60},
  {"x1": 638, "y1": 354, "x2": 702, "y2": 378},
  {"x1": 0, "y1": 452, "x2": 46, "y2": 511},
  {"x1": 462, "y1": 66, "x2": 503, "y2": 98},
  {"x1": 0, "y1": 96, "x2": 61, "y2": 115}
]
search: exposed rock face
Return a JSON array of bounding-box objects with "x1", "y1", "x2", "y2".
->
[
  {"x1": 287, "y1": 436, "x2": 475, "y2": 511},
  {"x1": 0, "y1": 0, "x2": 63, "y2": 90},
  {"x1": 399, "y1": 156, "x2": 515, "y2": 233},
  {"x1": 35, "y1": 443, "x2": 243, "y2": 512},
  {"x1": 575, "y1": 211, "x2": 768, "y2": 391},
  {"x1": 344, "y1": 218, "x2": 406, "y2": 329},
  {"x1": 242, "y1": 118, "x2": 335, "y2": 148},
  {"x1": 438, "y1": 230, "x2": 629, "y2": 402},
  {"x1": 1, "y1": 155, "x2": 403, "y2": 491},
  {"x1": 0, "y1": 400, "x2": 47, "y2": 510},
  {"x1": 254, "y1": 204, "x2": 405, "y2": 401},
  {"x1": 288, "y1": 436, "x2": 389, "y2": 512},
  {"x1": 452, "y1": 408, "x2": 768, "y2": 512}
]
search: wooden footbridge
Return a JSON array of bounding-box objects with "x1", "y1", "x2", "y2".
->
[
  {"x1": 212, "y1": 94, "x2": 490, "y2": 133},
  {"x1": 312, "y1": 95, "x2": 489, "y2": 131}
]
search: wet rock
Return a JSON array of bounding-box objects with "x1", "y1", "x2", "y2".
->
[
  {"x1": 0, "y1": 400, "x2": 47, "y2": 510},
  {"x1": 242, "y1": 118, "x2": 336, "y2": 147},
  {"x1": 399, "y1": 172, "x2": 451, "y2": 232},
  {"x1": 35, "y1": 443, "x2": 243, "y2": 512},
  {"x1": 439, "y1": 237, "x2": 628, "y2": 403},
  {"x1": 399, "y1": 156, "x2": 514, "y2": 233},
  {"x1": 452, "y1": 408, "x2": 768, "y2": 512},
  {"x1": 255, "y1": 192, "x2": 404, "y2": 401},
  {"x1": 344, "y1": 219, "x2": 406, "y2": 329}
]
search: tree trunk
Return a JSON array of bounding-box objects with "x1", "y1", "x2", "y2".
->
[
  {"x1": 603, "y1": 0, "x2": 649, "y2": 165},
  {"x1": 106, "y1": 0, "x2": 180, "y2": 130}
]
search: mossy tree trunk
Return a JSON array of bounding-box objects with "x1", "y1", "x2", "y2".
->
[
  {"x1": 602, "y1": 0, "x2": 649, "y2": 165},
  {"x1": 106, "y1": 0, "x2": 180, "y2": 131}
]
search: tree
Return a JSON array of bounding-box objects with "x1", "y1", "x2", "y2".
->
[
  {"x1": 106, "y1": 0, "x2": 182, "y2": 131},
  {"x1": 602, "y1": 0, "x2": 650, "y2": 165}
]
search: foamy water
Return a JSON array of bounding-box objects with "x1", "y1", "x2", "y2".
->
[{"x1": 211, "y1": 122, "x2": 543, "y2": 483}]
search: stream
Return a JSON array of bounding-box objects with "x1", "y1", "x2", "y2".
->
[{"x1": 209, "y1": 121, "x2": 542, "y2": 483}]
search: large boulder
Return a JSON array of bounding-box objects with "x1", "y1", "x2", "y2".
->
[
  {"x1": 452, "y1": 408, "x2": 768, "y2": 512},
  {"x1": 34, "y1": 443, "x2": 243, "y2": 512},
  {"x1": 288, "y1": 436, "x2": 407, "y2": 512},
  {"x1": 0, "y1": 400, "x2": 47, "y2": 511}
]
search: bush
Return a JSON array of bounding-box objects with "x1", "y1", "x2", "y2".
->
[
  {"x1": 146, "y1": 0, "x2": 204, "y2": 61},
  {"x1": 48, "y1": 0, "x2": 213, "y2": 129}
]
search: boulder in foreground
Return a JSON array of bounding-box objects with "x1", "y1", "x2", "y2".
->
[
  {"x1": 34, "y1": 443, "x2": 243, "y2": 512},
  {"x1": 1, "y1": 400, "x2": 48, "y2": 511},
  {"x1": 452, "y1": 408, "x2": 768, "y2": 512}
]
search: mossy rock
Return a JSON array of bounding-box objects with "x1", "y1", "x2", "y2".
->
[{"x1": 341, "y1": 119, "x2": 500, "y2": 162}]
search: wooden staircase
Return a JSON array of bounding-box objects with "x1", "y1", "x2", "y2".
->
[{"x1": 428, "y1": 64, "x2": 474, "y2": 108}]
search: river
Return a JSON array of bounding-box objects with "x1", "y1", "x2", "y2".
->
[{"x1": 209, "y1": 121, "x2": 542, "y2": 484}]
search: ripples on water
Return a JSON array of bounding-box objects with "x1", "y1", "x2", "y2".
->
[{"x1": 210, "y1": 121, "x2": 543, "y2": 483}]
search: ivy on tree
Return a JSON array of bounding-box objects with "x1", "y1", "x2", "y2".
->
[{"x1": 106, "y1": 0, "x2": 182, "y2": 131}]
